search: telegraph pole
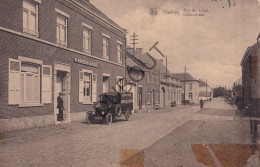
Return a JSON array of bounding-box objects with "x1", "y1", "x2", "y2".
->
[
  {"x1": 184, "y1": 66, "x2": 186, "y2": 101},
  {"x1": 166, "y1": 55, "x2": 168, "y2": 78},
  {"x1": 130, "y1": 32, "x2": 138, "y2": 57},
  {"x1": 206, "y1": 80, "x2": 208, "y2": 100}
]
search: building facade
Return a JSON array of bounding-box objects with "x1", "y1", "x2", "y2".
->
[
  {"x1": 155, "y1": 60, "x2": 182, "y2": 108},
  {"x1": 241, "y1": 41, "x2": 260, "y2": 116},
  {"x1": 126, "y1": 49, "x2": 160, "y2": 112},
  {"x1": 0, "y1": 0, "x2": 127, "y2": 131},
  {"x1": 172, "y1": 73, "x2": 200, "y2": 104}
]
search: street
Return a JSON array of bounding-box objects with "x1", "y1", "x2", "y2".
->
[{"x1": 0, "y1": 98, "x2": 257, "y2": 167}]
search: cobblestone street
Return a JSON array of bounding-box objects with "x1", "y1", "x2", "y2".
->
[{"x1": 0, "y1": 98, "x2": 257, "y2": 167}]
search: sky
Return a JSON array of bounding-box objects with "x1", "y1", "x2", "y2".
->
[{"x1": 91, "y1": 0, "x2": 260, "y2": 88}]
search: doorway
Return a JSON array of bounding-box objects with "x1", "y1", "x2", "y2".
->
[
  {"x1": 138, "y1": 87, "x2": 142, "y2": 110},
  {"x1": 54, "y1": 64, "x2": 71, "y2": 124},
  {"x1": 162, "y1": 87, "x2": 166, "y2": 109}
]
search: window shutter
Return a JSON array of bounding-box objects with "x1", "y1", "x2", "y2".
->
[
  {"x1": 42, "y1": 65, "x2": 52, "y2": 103},
  {"x1": 79, "y1": 71, "x2": 84, "y2": 103},
  {"x1": 8, "y1": 58, "x2": 21, "y2": 105},
  {"x1": 92, "y1": 74, "x2": 97, "y2": 102}
]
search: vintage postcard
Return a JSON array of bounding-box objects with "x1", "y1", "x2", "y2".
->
[{"x1": 0, "y1": 0, "x2": 260, "y2": 166}]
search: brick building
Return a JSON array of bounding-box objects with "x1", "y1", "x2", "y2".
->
[
  {"x1": 155, "y1": 60, "x2": 183, "y2": 108},
  {"x1": 126, "y1": 49, "x2": 160, "y2": 111},
  {"x1": 241, "y1": 41, "x2": 260, "y2": 116},
  {"x1": 0, "y1": 0, "x2": 127, "y2": 131}
]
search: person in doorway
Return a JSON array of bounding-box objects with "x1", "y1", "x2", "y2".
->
[
  {"x1": 200, "y1": 98, "x2": 204, "y2": 109},
  {"x1": 57, "y1": 93, "x2": 65, "y2": 121}
]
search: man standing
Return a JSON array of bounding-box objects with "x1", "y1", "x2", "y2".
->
[
  {"x1": 57, "y1": 93, "x2": 64, "y2": 121},
  {"x1": 200, "y1": 98, "x2": 204, "y2": 109}
]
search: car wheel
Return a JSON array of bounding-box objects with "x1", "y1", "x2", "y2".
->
[
  {"x1": 125, "y1": 108, "x2": 130, "y2": 121},
  {"x1": 105, "y1": 113, "x2": 113, "y2": 125},
  {"x1": 86, "y1": 112, "x2": 92, "y2": 124},
  {"x1": 115, "y1": 104, "x2": 122, "y2": 116}
]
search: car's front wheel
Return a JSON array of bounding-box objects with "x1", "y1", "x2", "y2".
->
[{"x1": 105, "y1": 113, "x2": 113, "y2": 125}]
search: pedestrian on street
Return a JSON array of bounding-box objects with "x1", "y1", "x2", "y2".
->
[
  {"x1": 200, "y1": 98, "x2": 204, "y2": 109},
  {"x1": 57, "y1": 93, "x2": 65, "y2": 121}
]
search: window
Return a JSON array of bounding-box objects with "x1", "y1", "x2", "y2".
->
[
  {"x1": 103, "y1": 76, "x2": 110, "y2": 93},
  {"x1": 21, "y1": 63, "x2": 40, "y2": 103},
  {"x1": 103, "y1": 36, "x2": 109, "y2": 60},
  {"x1": 79, "y1": 71, "x2": 97, "y2": 103},
  {"x1": 117, "y1": 43, "x2": 123, "y2": 64},
  {"x1": 156, "y1": 74, "x2": 159, "y2": 84},
  {"x1": 83, "y1": 28, "x2": 91, "y2": 53},
  {"x1": 116, "y1": 77, "x2": 124, "y2": 93},
  {"x1": 189, "y1": 83, "x2": 192, "y2": 90},
  {"x1": 146, "y1": 90, "x2": 150, "y2": 104},
  {"x1": 189, "y1": 92, "x2": 193, "y2": 100},
  {"x1": 8, "y1": 58, "x2": 52, "y2": 105},
  {"x1": 23, "y1": 0, "x2": 39, "y2": 36},
  {"x1": 156, "y1": 90, "x2": 159, "y2": 104},
  {"x1": 56, "y1": 14, "x2": 68, "y2": 46},
  {"x1": 147, "y1": 72, "x2": 150, "y2": 83}
]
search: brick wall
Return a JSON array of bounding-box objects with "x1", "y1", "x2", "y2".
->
[{"x1": 0, "y1": 0, "x2": 126, "y2": 119}]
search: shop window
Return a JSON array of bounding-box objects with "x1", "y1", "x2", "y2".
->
[
  {"x1": 8, "y1": 58, "x2": 52, "y2": 105},
  {"x1": 83, "y1": 27, "x2": 91, "y2": 53},
  {"x1": 79, "y1": 71, "x2": 97, "y2": 103},
  {"x1": 23, "y1": 0, "x2": 39, "y2": 37},
  {"x1": 103, "y1": 36, "x2": 109, "y2": 60},
  {"x1": 117, "y1": 43, "x2": 123, "y2": 64},
  {"x1": 56, "y1": 14, "x2": 68, "y2": 46},
  {"x1": 103, "y1": 76, "x2": 110, "y2": 93}
]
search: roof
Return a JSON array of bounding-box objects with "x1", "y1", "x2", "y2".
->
[
  {"x1": 126, "y1": 49, "x2": 160, "y2": 72},
  {"x1": 155, "y1": 59, "x2": 171, "y2": 75},
  {"x1": 171, "y1": 73, "x2": 199, "y2": 82},
  {"x1": 240, "y1": 41, "x2": 259, "y2": 66},
  {"x1": 74, "y1": 0, "x2": 126, "y2": 34}
]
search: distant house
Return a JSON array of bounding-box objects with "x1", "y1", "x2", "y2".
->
[
  {"x1": 198, "y1": 80, "x2": 213, "y2": 100},
  {"x1": 240, "y1": 39, "x2": 260, "y2": 116},
  {"x1": 172, "y1": 73, "x2": 200, "y2": 103}
]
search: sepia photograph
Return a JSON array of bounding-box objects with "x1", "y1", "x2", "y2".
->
[{"x1": 0, "y1": 0, "x2": 260, "y2": 166}]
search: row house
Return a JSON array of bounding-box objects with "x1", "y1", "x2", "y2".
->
[
  {"x1": 126, "y1": 49, "x2": 160, "y2": 112},
  {"x1": 241, "y1": 39, "x2": 260, "y2": 116},
  {"x1": 156, "y1": 60, "x2": 182, "y2": 108},
  {"x1": 172, "y1": 73, "x2": 200, "y2": 104},
  {"x1": 0, "y1": 0, "x2": 127, "y2": 131}
]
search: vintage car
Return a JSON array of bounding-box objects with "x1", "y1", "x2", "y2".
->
[{"x1": 86, "y1": 92, "x2": 133, "y2": 125}]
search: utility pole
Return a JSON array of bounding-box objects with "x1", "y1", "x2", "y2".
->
[
  {"x1": 166, "y1": 55, "x2": 168, "y2": 78},
  {"x1": 184, "y1": 66, "x2": 186, "y2": 101},
  {"x1": 206, "y1": 80, "x2": 208, "y2": 100},
  {"x1": 130, "y1": 32, "x2": 138, "y2": 57}
]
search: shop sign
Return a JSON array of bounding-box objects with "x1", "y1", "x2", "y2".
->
[{"x1": 74, "y1": 58, "x2": 99, "y2": 68}]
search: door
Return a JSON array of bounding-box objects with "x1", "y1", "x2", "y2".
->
[
  {"x1": 138, "y1": 87, "x2": 142, "y2": 110},
  {"x1": 54, "y1": 72, "x2": 63, "y2": 121},
  {"x1": 54, "y1": 64, "x2": 71, "y2": 124}
]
